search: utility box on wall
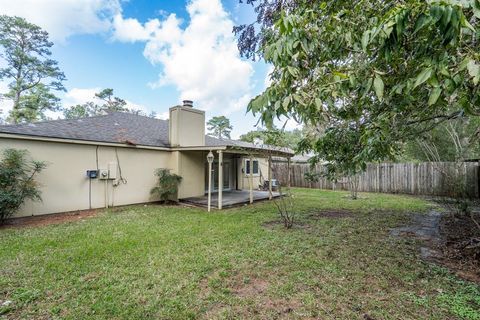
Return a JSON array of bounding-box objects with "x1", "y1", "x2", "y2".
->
[
  {"x1": 98, "y1": 169, "x2": 109, "y2": 180},
  {"x1": 86, "y1": 170, "x2": 98, "y2": 179},
  {"x1": 97, "y1": 163, "x2": 118, "y2": 180},
  {"x1": 108, "y1": 162, "x2": 118, "y2": 180}
]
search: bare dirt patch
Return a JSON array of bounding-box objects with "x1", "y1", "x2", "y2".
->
[
  {"x1": 231, "y1": 277, "x2": 269, "y2": 297},
  {"x1": 1, "y1": 209, "x2": 98, "y2": 229},
  {"x1": 308, "y1": 210, "x2": 354, "y2": 219},
  {"x1": 199, "y1": 273, "x2": 303, "y2": 318},
  {"x1": 262, "y1": 220, "x2": 311, "y2": 230},
  {"x1": 262, "y1": 210, "x2": 353, "y2": 230},
  {"x1": 437, "y1": 213, "x2": 480, "y2": 283},
  {"x1": 230, "y1": 276, "x2": 302, "y2": 317},
  {"x1": 391, "y1": 209, "x2": 480, "y2": 284}
]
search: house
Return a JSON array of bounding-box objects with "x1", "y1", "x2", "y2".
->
[{"x1": 0, "y1": 101, "x2": 293, "y2": 217}]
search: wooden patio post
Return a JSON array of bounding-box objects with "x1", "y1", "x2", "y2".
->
[
  {"x1": 268, "y1": 155, "x2": 272, "y2": 200},
  {"x1": 218, "y1": 151, "x2": 223, "y2": 210},
  {"x1": 249, "y1": 155, "x2": 254, "y2": 204}
]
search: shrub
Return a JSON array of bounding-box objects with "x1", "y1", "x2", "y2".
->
[
  {"x1": 304, "y1": 170, "x2": 320, "y2": 188},
  {"x1": 0, "y1": 149, "x2": 46, "y2": 223},
  {"x1": 150, "y1": 169, "x2": 182, "y2": 203}
]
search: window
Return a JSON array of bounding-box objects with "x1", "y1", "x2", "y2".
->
[{"x1": 245, "y1": 159, "x2": 259, "y2": 175}]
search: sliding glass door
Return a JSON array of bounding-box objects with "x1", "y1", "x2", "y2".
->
[{"x1": 205, "y1": 160, "x2": 232, "y2": 192}]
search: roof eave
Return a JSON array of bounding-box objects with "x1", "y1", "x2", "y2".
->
[
  {"x1": 223, "y1": 145, "x2": 294, "y2": 157},
  {"x1": 0, "y1": 133, "x2": 172, "y2": 151}
]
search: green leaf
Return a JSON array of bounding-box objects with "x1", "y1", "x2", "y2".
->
[
  {"x1": 349, "y1": 74, "x2": 357, "y2": 86},
  {"x1": 430, "y1": 5, "x2": 444, "y2": 22},
  {"x1": 274, "y1": 100, "x2": 281, "y2": 111},
  {"x1": 345, "y1": 31, "x2": 352, "y2": 45},
  {"x1": 474, "y1": 0, "x2": 480, "y2": 19},
  {"x1": 361, "y1": 30, "x2": 370, "y2": 52},
  {"x1": 467, "y1": 60, "x2": 480, "y2": 85},
  {"x1": 282, "y1": 96, "x2": 290, "y2": 111},
  {"x1": 428, "y1": 87, "x2": 442, "y2": 106},
  {"x1": 287, "y1": 66, "x2": 298, "y2": 77},
  {"x1": 362, "y1": 78, "x2": 373, "y2": 99},
  {"x1": 459, "y1": 57, "x2": 471, "y2": 71},
  {"x1": 414, "y1": 14, "x2": 432, "y2": 34},
  {"x1": 293, "y1": 93, "x2": 305, "y2": 106},
  {"x1": 332, "y1": 71, "x2": 348, "y2": 79},
  {"x1": 392, "y1": 83, "x2": 404, "y2": 94},
  {"x1": 413, "y1": 68, "x2": 433, "y2": 88},
  {"x1": 373, "y1": 75, "x2": 384, "y2": 101},
  {"x1": 314, "y1": 98, "x2": 323, "y2": 111}
]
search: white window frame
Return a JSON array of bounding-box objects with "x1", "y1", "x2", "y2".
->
[{"x1": 244, "y1": 159, "x2": 260, "y2": 176}]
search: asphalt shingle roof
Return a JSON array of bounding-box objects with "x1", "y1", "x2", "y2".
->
[
  {"x1": 0, "y1": 112, "x2": 170, "y2": 147},
  {"x1": 0, "y1": 112, "x2": 293, "y2": 155}
]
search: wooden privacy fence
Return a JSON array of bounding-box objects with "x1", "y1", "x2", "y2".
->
[{"x1": 272, "y1": 161, "x2": 480, "y2": 198}]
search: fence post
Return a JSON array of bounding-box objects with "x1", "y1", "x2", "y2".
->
[
  {"x1": 410, "y1": 163, "x2": 415, "y2": 194},
  {"x1": 376, "y1": 164, "x2": 380, "y2": 193}
]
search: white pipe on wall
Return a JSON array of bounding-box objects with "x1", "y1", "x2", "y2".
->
[{"x1": 105, "y1": 179, "x2": 109, "y2": 209}]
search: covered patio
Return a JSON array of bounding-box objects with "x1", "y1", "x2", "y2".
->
[
  {"x1": 176, "y1": 137, "x2": 294, "y2": 211},
  {"x1": 181, "y1": 190, "x2": 282, "y2": 209}
]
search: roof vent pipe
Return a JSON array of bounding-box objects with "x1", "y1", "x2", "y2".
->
[{"x1": 183, "y1": 100, "x2": 193, "y2": 108}]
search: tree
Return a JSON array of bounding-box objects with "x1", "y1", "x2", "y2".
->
[
  {"x1": 402, "y1": 116, "x2": 480, "y2": 161},
  {"x1": 63, "y1": 89, "x2": 146, "y2": 119},
  {"x1": 95, "y1": 88, "x2": 127, "y2": 113},
  {"x1": 0, "y1": 149, "x2": 46, "y2": 223},
  {"x1": 62, "y1": 102, "x2": 99, "y2": 119},
  {"x1": 207, "y1": 116, "x2": 233, "y2": 139},
  {"x1": 240, "y1": 127, "x2": 304, "y2": 150},
  {"x1": 0, "y1": 15, "x2": 65, "y2": 124},
  {"x1": 6, "y1": 84, "x2": 61, "y2": 123},
  {"x1": 307, "y1": 122, "x2": 365, "y2": 199},
  {"x1": 236, "y1": 0, "x2": 480, "y2": 172},
  {"x1": 240, "y1": 127, "x2": 303, "y2": 150}
]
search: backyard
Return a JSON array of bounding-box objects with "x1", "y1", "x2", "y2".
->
[{"x1": 0, "y1": 189, "x2": 479, "y2": 319}]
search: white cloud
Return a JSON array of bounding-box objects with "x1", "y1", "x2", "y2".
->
[
  {"x1": 264, "y1": 65, "x2": 274, "y2": 89},
  {"x1": 156, "y1": 111, "x2": 169, "y2": 120},
  {"x1": 0, "y1": 0, "x2": 121, "y2": 42},
  {"x1": 275, "y1": 116, "x2": 303, "y2": 131},
  {"x1": 112, "y1": 0, "x2": 254, "y2": 114},
  {"x1": 125, "y1": 100, "x2": 149, "y2": 114},
  {"x1": 112, "y1": 15, "x2": 163, "y2": 43},
  {"x1": 64, "y1": 87, "x2": 102, "y2": 106},
  {"x1": 64, "y1": 87, "x2": 151, "y2": 114},
  {"x1": 0, "y1": 82, "x2": 12, "y2": 120}
]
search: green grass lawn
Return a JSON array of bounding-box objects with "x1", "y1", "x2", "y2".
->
[{"x1": 1, "y1": 189, "x2": 479, "y2": 319}]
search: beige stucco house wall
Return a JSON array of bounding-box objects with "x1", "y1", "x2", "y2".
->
[
  {"x1": 238, "y1": 156, "x2": 269, "y2": 190},
  {"x1": 0, "y1": 138, "x2": 174, "y2": 217},
  {"x1": 0, "y1": 102, "x2": 293, "y2": 218},
  {"x1": 173, "y1": 150, "x2": 205, "y2": 199}
]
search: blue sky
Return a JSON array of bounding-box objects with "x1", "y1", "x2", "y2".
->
[{"x1": 0, "y1": 0, "x2": 294, "y2": 138}]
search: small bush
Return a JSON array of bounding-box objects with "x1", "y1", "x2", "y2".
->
[
  {"x1": 150, "y1": 169, "x2": 182, "y2": 203},
  {"x1": 0, "y1": 149, "x2": 46, "y2": 223},
  {"x1": 304, "y1": 170, "x2": 320, "y2": 188}
]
